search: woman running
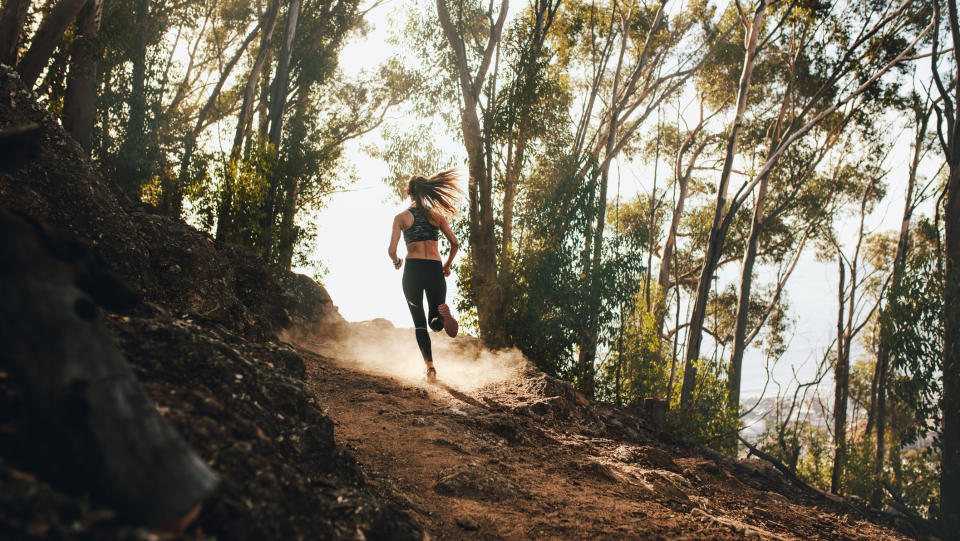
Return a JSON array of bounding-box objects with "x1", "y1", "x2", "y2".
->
[{"x1": 388, "y1": 169, "x2": 462, "y2": 382}]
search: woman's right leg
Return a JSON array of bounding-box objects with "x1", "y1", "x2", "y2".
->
[{"x1": 402, "y1": 260, "x2": 432, "y2": 366}]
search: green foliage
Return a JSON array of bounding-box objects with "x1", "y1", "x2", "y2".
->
[
  {"x1": 668, "y1": 358, "x2": 738, "y2": 454},
  {"x1": 501, "y1": 156, "x2": 604, "y2": 378},
  {"x1": 881, "y1": 245, "x2": 943, "y2": 448},
  {"x1": 595, "y1": 295, "x2": 670, "y2": 406}
]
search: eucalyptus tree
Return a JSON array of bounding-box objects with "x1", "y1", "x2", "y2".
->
[
  {"x1": 63, "y1": 0, "x2": 104, "y2": 150},
  {"x1": 433, "y1": 0, "x2": 509, "y2": 345},
  {"x1": 679, "y1": 0, "x2": 933, "y2": 411},
  {"x1": 930, "y1": 0, "x2": 960, "y2": 530},
  {"x1": 430, "y1": 0, "x2": 566, "y2": 347},
  {"x1": 824, "y1": 153, "x2": 890, "y2": 495},
  {"x1": 561, "y1": 0, "x2": 724, "y2": 396},
  {"x1": 869, "y1": 93, "x2": 935, "y2": 505}
]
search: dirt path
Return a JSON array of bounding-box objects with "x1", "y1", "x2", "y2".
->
[{"x1": 293, "y1": 323, "x2": 909, "y2": 540}]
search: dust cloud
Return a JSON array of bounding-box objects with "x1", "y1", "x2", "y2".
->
[{"x1": 302, "y1": 320, "x2": 530, "y2": 391}]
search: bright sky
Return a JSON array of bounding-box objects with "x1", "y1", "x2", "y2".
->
[{"x1": 299, "y1": 1, "x2": 934, "y2": 401}]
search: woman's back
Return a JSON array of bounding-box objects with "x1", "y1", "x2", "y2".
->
[{"x1": 399, "y1": 206, "x2": 442, "y2": 261}]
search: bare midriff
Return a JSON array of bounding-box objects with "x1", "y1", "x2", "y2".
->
[{"x1": 405, "y1": 240, "x2": 442, "y2": 261}]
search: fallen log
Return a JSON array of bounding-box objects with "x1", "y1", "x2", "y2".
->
[{"x1": 0, "y1": 209, "x2": 219, "y2": 526}]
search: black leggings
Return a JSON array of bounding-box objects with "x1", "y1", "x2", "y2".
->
[{"x1": 402, "y1": 258, "x2": 446, "y2": 363}]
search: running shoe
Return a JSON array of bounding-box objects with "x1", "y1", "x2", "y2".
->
[
  {"x1": 424, "y1": 366, "x2": 437, "y2": 383},
  {"x1": 437, "y1": 304, "x2": 458, "y2": 338}
]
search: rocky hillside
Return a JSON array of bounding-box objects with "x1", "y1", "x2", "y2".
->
[{"x1": 0, "y1": 64, "x2": 418, "y2": 540}]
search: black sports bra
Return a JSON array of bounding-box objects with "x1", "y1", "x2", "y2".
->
[{"x1": 403, "y1": 206, "x2": 439, "y2": 244}]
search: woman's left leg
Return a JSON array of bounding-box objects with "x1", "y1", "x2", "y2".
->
[
  {"x1": 424, "y1": 263, "x2": 446, "y2": 332},
  {"x1": 425, "y1": 262, "x2": 458, "y2": 337}
]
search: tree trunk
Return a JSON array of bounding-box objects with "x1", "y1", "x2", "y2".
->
[
  {"x1": 116, "y1": 0, "x2": 149, "y2": 200},
  {"x1": 435, "y1": 0, "x2": 509, "y2": 346},
  {"x1": 259, "y1": 0, "x2": 301, "y2": 263},
  {"x1": 832, "y1": 256, "x2": 848, "y2": 494},
  {"x1": 680, "y1": 1, "x2": 765, "y2": 410},
  {"x1": 578, "y1": 141, "x2": 614, "y2": 398},
  {"x1": 500, "y1": 136, "x2": 526, "y2": 276},
  {"x1": 728, "y1": 170, "x2": 770, "y2": 414},
  {"x1": 233, "y1": 1, "x2": 279, "y2": 163},
  {"x1": 0, "y1": 0, "x2": 31, "y2": 66},
  {"x1": 656, "y1": 130, "x2": 703, "y2": 336},
  {"x1": 62, "y1": 0, "x2": 101, "y2": 150},
  {"x1": 935, "y1": 0, "x2": 960, "y2": 522},
  {"x1": 942, "y1": 160, "x2": 960, "y2": 534},
  {"x1": 276, "y1": 175, "x2": 299, "y2": 269},
  {"x1": 16, "y1": 0, "x2": 87, "y2": 89}
]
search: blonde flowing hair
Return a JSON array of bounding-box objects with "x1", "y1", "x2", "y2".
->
[{"x1": 407, "y1": 168, "x2": 463, "y2": 216}]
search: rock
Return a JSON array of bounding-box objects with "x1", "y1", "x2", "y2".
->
[
  {"x1": 456, "y1": 516, "x2": 480, "y2": 531},
  {"x1": 474, "y1": 413, "x2": 524, "y2": 443},
  {"x1": 434, "y1": 464, "x2": 525, "y2": 501}
]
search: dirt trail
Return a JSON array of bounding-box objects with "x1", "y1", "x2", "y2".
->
[{"x1": 293, "y1": 322, "x2": 910, "y2": 540}]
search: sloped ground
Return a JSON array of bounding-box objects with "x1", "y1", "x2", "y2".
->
[{"x1": 295, "y1": 322, "x2": 922, "y2": 540}]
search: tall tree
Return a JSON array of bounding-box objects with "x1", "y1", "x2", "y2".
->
[
  {"x1": 681, "y1": 0, "x2": 931, "y2": 410},
  {"x1": 563, "y1": 0, "x2": 722, "y2": 396},
  {"x1": 869, "y1": 96, "x2": 931, "y2": 505},
  {"x1": 258, "y1": 0, "x2": 302, "y2": 260},
  {"x1": 62, "y1": 0, "x2": 103, "y2": 150},
  {"x1": 435, "y1": 0, "x2": 510, "y2": 345},
  {"x1": 116, "y1": 0, "x2": 149, "y2": 199},
  {"x1": 680, "y1": 0, "x2": 766, "y2": 408},
  {"x1": 930, "y1": 0, "x2": 960, "y2": 531}
]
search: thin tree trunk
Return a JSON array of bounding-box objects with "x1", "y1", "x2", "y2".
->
[
  {"x1": 500, "y1": 136, "x2": 526, "y2": 276},
  {"x1": 62, "y1": 0, "x2": 102, "y2": 150},
  {"x1": 0, "y1": 0, "x2": 31, "y2": 66},
  {"x1": 832, "y1": 255, "x2": 847, "y2": 494},
  {"x1": 657, "y1": 122, "x2": 705, "y2": 335},
  {"x1": 932, "y1": 1, "x2": 960, "y2": 527},
  {"x1": 257, "y1": 65, "x2": 271, "y2": 145},
  {"x1": 276, "y1": 175, "x2": 299, "y2": 269},
  {"x1": 259, "y1": 0, "x2": 301, "y2": 262},
  {"x1": 728, "y1": 170, "x2": 770, "y2": 414},
  {"x1": 117, "y1": 0, "x2": 149, "y2": 199},
  {"x1": 16, "y1": 0, "x2": 87, "y2": 89},
  {"x1": 680, "y1": 1, "x2": 766, "y2": 410},
  {"x1": 232, "y1": 0, "x2": 279, "y2": 162}
]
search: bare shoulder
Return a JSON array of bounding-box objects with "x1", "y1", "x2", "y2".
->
[{"x1": 395, "y1": 209, "x2": 414, "y2": 228}]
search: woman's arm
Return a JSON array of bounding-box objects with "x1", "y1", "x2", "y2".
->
[
  {"x1": 388, "y1": 214, "x2": 403, "y2": 269},
  {"x1": 433, "y1": 213, "x2": 459, "y2": 276}
]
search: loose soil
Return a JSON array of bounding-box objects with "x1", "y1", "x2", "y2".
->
[{"x1": 293, "y1": 323, "x2": 921, "y2": 541}]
